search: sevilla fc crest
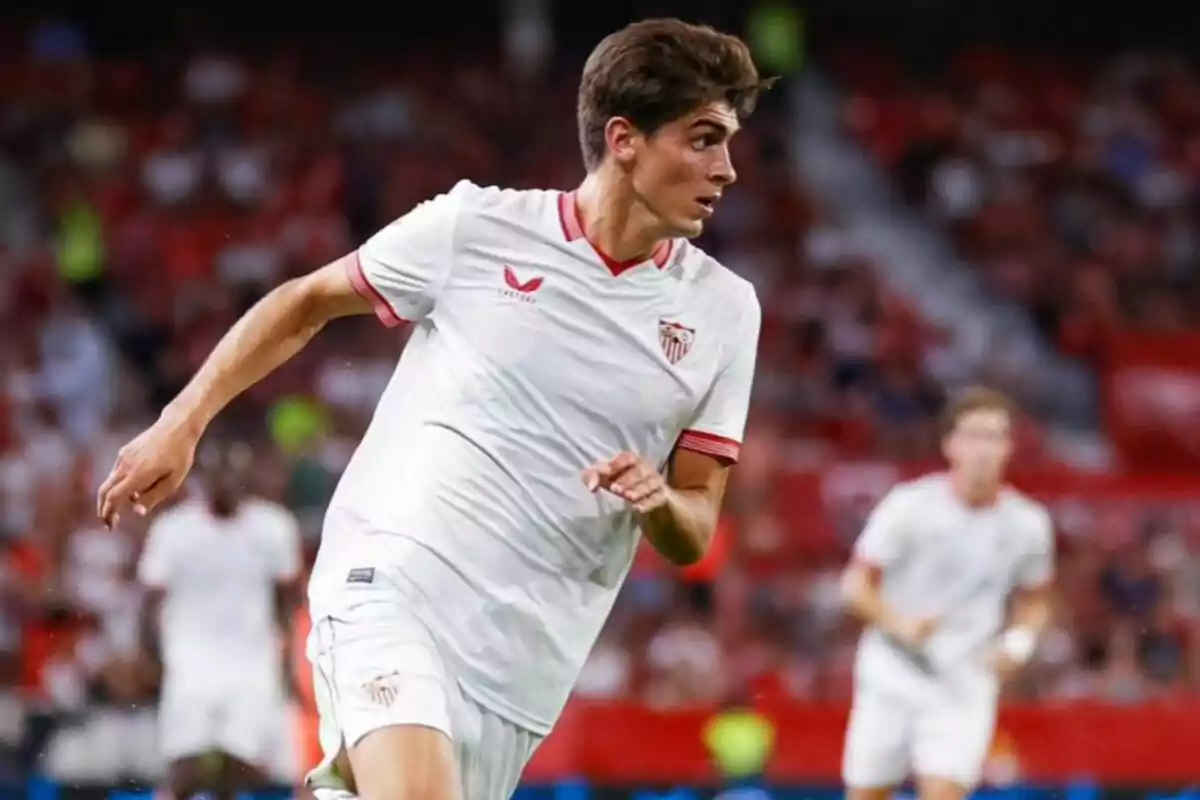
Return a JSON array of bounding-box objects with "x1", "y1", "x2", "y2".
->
[{"x1": 659, "y1": 319, "x2": 695, "y2": 364}]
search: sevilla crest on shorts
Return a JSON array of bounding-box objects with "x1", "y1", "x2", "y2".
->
[{"x1": 658, "y1": 319, "x2": 695, "y2": 364}]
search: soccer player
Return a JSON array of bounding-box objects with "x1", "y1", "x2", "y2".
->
[
  {"x1": 137, "y1": 441, "x2": 301, "y2": 800},
  {"x1": 839, "y1": 387, "x2": 1055, "y2": 800},
  {"x1": 98, "y1": 18, "x2": 768, "y2": 800}
]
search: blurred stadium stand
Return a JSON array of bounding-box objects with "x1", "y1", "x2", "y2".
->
[{"x1": 2, "y1": 1, "x2": 1200, "y2": 796}]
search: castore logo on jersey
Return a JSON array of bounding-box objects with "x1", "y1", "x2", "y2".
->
[{"x1": 503, "y1": 265, "x2": 544, "y2": 303}]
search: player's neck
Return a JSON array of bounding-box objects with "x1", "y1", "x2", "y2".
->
[
  {"x1": 574, "y1": 169, "x2": 670, "y2": 264},
  {"x1": 950, "y1": 473, "x2": 1001, "y2": 508}
]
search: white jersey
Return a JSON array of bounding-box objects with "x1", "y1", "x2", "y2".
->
[
  {"x1": 308, "y1": 180, "x2": 761, "y2": 733},
  {"x1": 138, "y1": 496, "x2": 301, "y2": 688},
  {"x1": 851, "y1": 473, "x2": 1054, "y2": 698}
]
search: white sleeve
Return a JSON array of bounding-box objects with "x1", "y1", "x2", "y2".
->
[
  {"x1": 347, "y1": 181, "x2": 470, "y2": 327},
  {"x1": 677, "y1": 285, "x2": 761, "y2": 463},
  {"x1": 1016, "y1": 509, "x2": 1055, "y2": 588},
  {"x1": 852, "y1": 486, "x2": 913, "y2": 571},
  {"x1": 270, "y1": 510, "x2": 302, "y2": 582},
  {"x1": 137, "y1": 519, "x2": 175, "y2": 589}
]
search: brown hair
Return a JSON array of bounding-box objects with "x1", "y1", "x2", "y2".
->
[
  {"x1": 576, "y1": 18, "x2": 774, "y2": 172},
  {"x1": 941, "y1": 386, "x2": 1016, "y2": 435}
]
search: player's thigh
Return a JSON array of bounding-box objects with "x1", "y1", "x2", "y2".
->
[
  {"x1": 453, "y1": 694, "x2": 542, "y2": 800},
  {"x1": 912, "y1": 692, "x2": 997, "y2": 792},
  {"x1": 309, "y1": 608, "x2": 461, "y2": 799},
  {"x1": 352, "y1": 724, "x2": 460, "y2": 800},
  {"x1": 842, "y1": 688, "x2": 914, "y2": 790}
]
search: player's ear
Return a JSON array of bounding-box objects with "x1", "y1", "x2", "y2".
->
[{"x1": 604, "y1": 117, "x2": 640, "y2": 167}]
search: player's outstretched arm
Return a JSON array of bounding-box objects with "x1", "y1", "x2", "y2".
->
[
  {"x1": 841, "y1": 487, "x2": 935, "y2": 647},
  {"x1": 99, "y1": 183, "x2": 466, "y2": 528},
  {"x1": 993, "y1": 582, "x2": 1052, "y2": 676},
  {"x1": 96, "y1": 259, "x2": 372, "y2": 527},
  {"x1": 641, "y1": 449, "x2": 729, "y2": 565},
  {"x1": 994, "y1": 514, "x2": 1055, "y2": 675},
  {"x1": 1007, "y1": 583, "x2": 1052, "y2": 635},
  {"x1": 166, "y1": 258, "x2": 371, "y2": 435},
  {"x1": 840, "y1": 562, "x2": 935, "y2": 648}
]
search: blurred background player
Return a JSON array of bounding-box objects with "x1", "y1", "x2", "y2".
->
[
  {"x1": 839, "y1": 387, "x2": 1055, "y2": 800},
  {"x1": 98, "y1": 17, "x2": 766, "y2": 800},
  {"x1": 137, "y1": 440, "x2": 302, "y2": 800}
]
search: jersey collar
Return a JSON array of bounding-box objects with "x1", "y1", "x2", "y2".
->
[{"x1": 558, "y1": 191, "x2": 674, "y2": 277}]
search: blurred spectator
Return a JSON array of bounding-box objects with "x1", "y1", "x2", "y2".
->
[{"x1": 839, "y1": 48, "x2": 1200, "y2": 357}]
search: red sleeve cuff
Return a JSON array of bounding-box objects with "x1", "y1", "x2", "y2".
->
[
  {"x1": 676, "y1": 429, "x2": 741, "y2": 463},
  {"x1": 345, "y1": 251, "x2": 410, "y2": 328}
]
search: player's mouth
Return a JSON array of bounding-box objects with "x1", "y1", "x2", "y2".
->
[{"x1": 694, "y1": 194, "x2": 720, "y2": 216}]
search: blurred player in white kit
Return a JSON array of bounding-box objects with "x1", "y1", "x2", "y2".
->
[
  {"x1": 840, "y1": 387, "x2": 1055, "y2": 800},
  {"x1": 137, "y1": 441, "x2": 302, "y2": 800},
  {"x1": 98, "y1": 18, "x2": 770, "y2": 800}
]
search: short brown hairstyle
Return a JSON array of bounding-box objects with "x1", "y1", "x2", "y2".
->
[
  {"x1": 577, "y1": 18, "x2": 774, "y2": 172},
  {"x1": 941, "y1": 386, "x2": 1016, "y2": 435}
]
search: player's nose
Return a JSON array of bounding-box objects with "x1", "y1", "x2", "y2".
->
[{"x1": 709, "y1": 146, "x2": 737, "y2": 186}]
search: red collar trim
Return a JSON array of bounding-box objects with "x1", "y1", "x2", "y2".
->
[{"x1": 558, "y1": 191, "x2": 674, "y2": 277}]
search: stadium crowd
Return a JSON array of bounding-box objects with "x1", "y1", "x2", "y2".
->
[
  {"x1": 836, "y1": 46, "x2": 1200, "y2": 362},
  {"x1": 0, "y1": 16, "x2": 1198, "y2": 786}
]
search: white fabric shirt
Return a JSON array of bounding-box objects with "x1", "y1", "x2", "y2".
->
[
  {"x1": 139, "y1": 497, "x2": 300, "y2": 689},
  {"x1": 308, "y1": 181, "x2": 761, "y2": 732},
  {"x1": 851, "y1": 473, "x2": 1054, "y2": 698}
]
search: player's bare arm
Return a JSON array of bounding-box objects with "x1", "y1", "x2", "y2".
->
[
  {"x1": 993, "y1": 582, "x2": 1052, "y2": 677},
  {"x1": 842, "y1": 486, "x2": 937, "y2": 648},
  {"x1": 841, "y1": 562, "x2": 936, "y2": 648},
  {"x1": 583, "y1": 448, "x2": 728, "y2": 565},
  {"x1": 96, "y1": 257, "x2": 372, "y2": 527}
]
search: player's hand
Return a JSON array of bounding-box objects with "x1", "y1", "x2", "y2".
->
[
  {"x1": 891, "y1": 616, "x2": 937, "y2": 649},
  {"x1": 97, "y1": 412, "x2": 201, "y2": 529},
  {"x1": 991, "y1": 650, "x2": 1024, "y2": 682},
  {"x1": 582, "y1": 452, "x2": 669, "y2": 514},
  {"x1": 990, "y1": 627, "x2": 1036, "y2": 681}
]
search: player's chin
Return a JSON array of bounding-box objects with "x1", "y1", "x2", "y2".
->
[{"x1": 673, "y1": 216, "x2": 706, "y2": 239}]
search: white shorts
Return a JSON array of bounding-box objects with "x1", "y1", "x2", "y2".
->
[
  {"x1": 842, "y1": 686, "x2": 997, "y2": 789},
  {"x1": 305, "y1": 600, "x2": 541, "y2": 800},
  {"x1": 158, "y1": 675, "x2": 289, "y2": 771}
]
